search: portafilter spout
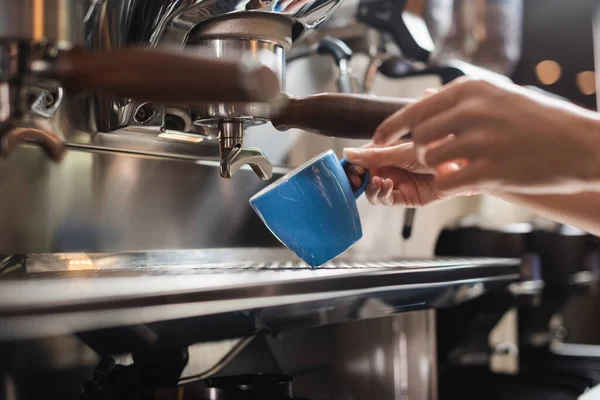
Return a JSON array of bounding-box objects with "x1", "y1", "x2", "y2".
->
[
  {"x1": 219, "y1": 120, "x2": 273, "y2": 180},
  {"x1": 185, "y1": 13, "x2": 293, "y2": 181}
]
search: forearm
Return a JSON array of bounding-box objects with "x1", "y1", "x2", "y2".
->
[{"x1": 491, "y1": 191, "x2": 600, "y2": 235}]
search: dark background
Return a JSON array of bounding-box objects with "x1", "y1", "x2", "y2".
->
[{"x1": 513, "y1": 0, "x2": 598, "y2": 110}]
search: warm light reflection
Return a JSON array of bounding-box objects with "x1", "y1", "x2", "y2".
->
[
  {"x1": 158, "y1": 132, "x2": 204, "y2": 143},
  {"x1": 576, "y1": 71, "x2": 596, "y2": 95},
  {"x1": 58, "y1": 253, "x2": 96, "y2": 271},
  {"x1": 535, "y1": 60, "x2": 562, "y2": 85},
  {"x1": 34, "y1": 0, "x2": 44, "y2": 41}
]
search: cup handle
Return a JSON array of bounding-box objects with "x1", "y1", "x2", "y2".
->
[{"x1": 341, "y1": 159, "x2": 370, "y2": 199}]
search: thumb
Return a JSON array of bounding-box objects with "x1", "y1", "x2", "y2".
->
[{"x1": 344, "y1": 143, "x2": 429, "y2": 173}]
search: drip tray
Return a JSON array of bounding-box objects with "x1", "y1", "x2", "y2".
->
[
  {"x1": 25, "y1": 248, "x2": 518, "y2": 273},
  {"x1": 0, "y1": 248, "x2": 520, "y2": 343}
]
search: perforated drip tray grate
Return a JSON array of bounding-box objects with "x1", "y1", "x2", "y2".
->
[
  {"x1": 24, "y1": 248, "x2": 518, "y2": 274},
  {"x1": 0, "y1": 249, "x2": 520, "y2": 342},
  {"x1": 233, "y1": 257, "x2": 518, "y2": 270}
]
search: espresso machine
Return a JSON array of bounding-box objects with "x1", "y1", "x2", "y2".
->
[
  {"x1": 0, "y1": 1, "x2": 522, "y2": 399},
  {"x1": 0, "y1": 0, "x2": 421, "y2": 182}
]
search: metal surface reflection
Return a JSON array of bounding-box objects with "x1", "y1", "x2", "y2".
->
[
  {"x1": 0, "y1": 146, "x2": 283, "y2": 254},
  {"x1": 85, "y1": 0, "x2": 345, "y2": 134},
  {"x1": 0, "y1": 252, "x2": 519, "y2": 342},
  {"x1": 156, "y1": 0, "x2": 344, "y2": 45}
]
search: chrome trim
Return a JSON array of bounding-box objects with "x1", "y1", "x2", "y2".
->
[{"x1": 0, "y1": 252, "x2": 520, "y2": 341}]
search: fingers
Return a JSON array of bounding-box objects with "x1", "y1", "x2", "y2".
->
[
  {"x1": 416, "y1": 134, "x2": 455, "y2": 166},
  {"x1": 344, "y1": 142, "x2": 423, "y2": 172},
  {"x1": 423, "y1": 135, "x2": 482, "y2": 168},
  {"x1": 411, "y1": 106, "x2": 473, "y2": 146},
  {"x1": 347, "y1": 165, "x2": 365, "y2": 176},
  {"x1": 380, "y1": 178, "x2": 395, "y2": 206},
  {"x1": 365, "y1": 176, "x2": 395, "y2": 206},
  {"x1": 346, "y1": 165, "x2": 366, "y2": 189},
  {"x1": 373, "y1": 78, "x2": 499, "y2": 146},
  {"x1": 366, "y1": 176, "x2": 383, "y2": 205},
  {"x1": 373, "y1": 80, "x2": 466, "y2": 145},
  {"x1": 436, "y1": 162, "x2": 484, "y2": 194},
  {"x1": 349, "y1": 174, "x2": 362, "y2": 189},
  {"x1": 435, "y1": 160, "x2": 463, "y2": 176},
  {"x1": 344, "y1": 146, "x2": 402, "y2": 168},
  {"x1": 362, "y1": 141, "x2": 375, "y2": 149}
]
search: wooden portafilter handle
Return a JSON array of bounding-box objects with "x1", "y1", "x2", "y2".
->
[
  {"x1": 53, "y1": 48, "x2": 281, "y2": 104},
  {"x1": 13, "y1": 47, "x2": 280, "y2": 163},
  {"x1": 270, "y1": 94, "x2": 414, "y2": 139}
]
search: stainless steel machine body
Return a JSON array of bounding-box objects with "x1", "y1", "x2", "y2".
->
[
  {"x1": 0, "y1": 0, "x2": 352, "y2": 255},
  {"x1": 0, "y1": 0, "x2": 346, "y2": 183}
]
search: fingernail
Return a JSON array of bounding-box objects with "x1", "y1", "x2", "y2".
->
[
  {"x1": 371, "y1": 176, "x2": 382, "y2": 189},
  {"x1": 343, "y1": 148, "x2": 361, "y2": 160}
]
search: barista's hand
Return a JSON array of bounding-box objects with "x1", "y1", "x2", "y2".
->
[
  {"x1": 344, "y1": 142, "x2": 479, "y2": 207},
  {"x1": 372, "y1": 77, "x2": 600, "y2": 195}
]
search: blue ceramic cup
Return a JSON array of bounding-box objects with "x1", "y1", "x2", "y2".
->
[{"x1": 250, "y1": 150, "x2": 370, "y2": 267}]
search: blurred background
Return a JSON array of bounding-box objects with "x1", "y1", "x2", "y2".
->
[
  {"x1": 512, "y1": 0, "x2": 597, "y2": 109},
  {"x1": 429, "y1": 0, "x2": 597, "y2": 108}
]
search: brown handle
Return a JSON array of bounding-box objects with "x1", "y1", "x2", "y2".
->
[
  {"x1": 54, "y1": 48, "x2": 280, "y2": 104},
  {"x1": 271, "y1": 93, "x2": 414, "y2": 139}
]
